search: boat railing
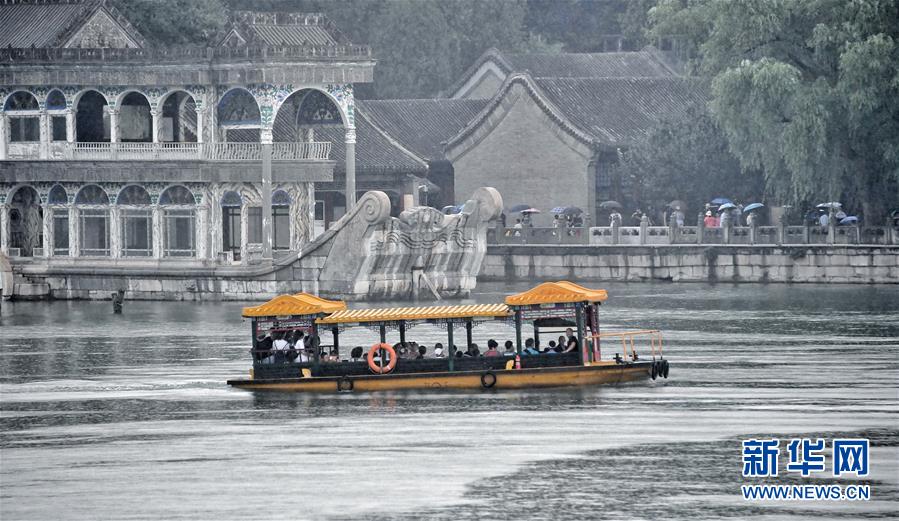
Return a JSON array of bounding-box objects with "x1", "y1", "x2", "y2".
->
[{"x1": 591, "y1": 329, "x2": 663, "y2": 362}]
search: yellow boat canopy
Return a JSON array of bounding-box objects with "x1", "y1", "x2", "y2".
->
[
  {"x1": 242, "y1": 293, "x2": 347, "y2": 318},
  {"x1": 504, "y1": 281, "x2": 608, "y2": 306},
  {"x1": 317, "y1": 303, "x2": 511, "y2": 325}
]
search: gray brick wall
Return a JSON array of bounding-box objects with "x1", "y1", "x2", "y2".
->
[{"x1": 452, "y1": 84, "x2": 593, "y2": 225}]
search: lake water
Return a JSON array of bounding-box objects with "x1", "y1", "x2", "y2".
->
[{"x1": 1, "y1": 282, "x2": 897, "y2": 520}]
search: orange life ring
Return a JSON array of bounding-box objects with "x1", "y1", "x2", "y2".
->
[{"x1": 367, "y1": 343, "x2": 397, "y2": 374}]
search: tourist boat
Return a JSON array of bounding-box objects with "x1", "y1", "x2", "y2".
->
[{"x1": 226, "y1": 281, "x2": 668, "y2": 393}]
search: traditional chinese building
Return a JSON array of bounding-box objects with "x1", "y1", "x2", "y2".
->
[{"x1": 0, "y1": 0, "x2": 373, "y2": 265}]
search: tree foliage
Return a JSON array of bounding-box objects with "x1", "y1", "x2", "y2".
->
[
  {"x1": 617, "y1": 97, "x2": 764, "y2": 220},
  {"x1": 112, "y1": 0, "x2": 228, "y2": 45},
  {"x1": 648, "y1": 0, "x2": 899, "y2": 219}
]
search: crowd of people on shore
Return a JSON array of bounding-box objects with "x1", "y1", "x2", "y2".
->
[{"x1": 254, "y1": 328, "x2": 583, "y2": 365}]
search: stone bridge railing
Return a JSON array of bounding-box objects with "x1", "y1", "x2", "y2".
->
[
  {"x1": 10, "y1": 142, "x2": 333, "y2": 161},
  {"x1": 489, "y1": 222, "x2": 899, "y2": 246}
]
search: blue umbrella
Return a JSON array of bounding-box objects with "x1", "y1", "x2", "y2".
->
[
  {"x1": 551, "y1": 206, "x2": 566, "y2": 214},
  {"x1": 711, "y1": 197, "x2": 733, "y2": 205},
  {"x1": 509, "y1": 204, "x2": 532, "y2": 213},
  {"x1": 717, "y1": 202, "x2": 737, "y2": 212},
  {"x1": 442, "y1": 205, "x2": 462, "y2": 215},
  {"x1": 743, "y1": 203, "x2": 765, "y2": 213},
  {"x1": 839, "y1": 216, "x2": 858, "y2": 225}
]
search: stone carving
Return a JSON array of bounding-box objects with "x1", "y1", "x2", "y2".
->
[{"x1": 312, "y1": 187, "x2": 503, "y2": 299}]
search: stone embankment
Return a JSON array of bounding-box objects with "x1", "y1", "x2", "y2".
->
[{"x1": 481, "y1": 244, "x2": 898, "y2": 284}]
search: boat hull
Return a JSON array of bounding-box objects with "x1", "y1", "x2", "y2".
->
[{"x1": 227, "y1": 361, "x2": 655, "y2": 393}]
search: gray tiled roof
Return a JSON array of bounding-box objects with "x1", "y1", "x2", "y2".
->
[
  {"x1": 503, "y1": 51, "x2": 679, "y2": 78},
  {"x1": 0, "y1": 0, "x2": 147, "y2": 49},
  {"x1": 0, "y1": 1, "x2": 85, "y2": 47},
  {"x1": 534, "y1": 76, "x2": 707, "y2": 146},
  {"x1": 274, "y1": 115, "x2": 426, "y2": 175},
  {"x1": 357, "y1": 99, "x2": 488, "y2": 161},
  {"x1": 246, "y1": 24, "x2": 336, "y2": 46},
  {"x1": 226, "y1": 11, "x2": 347, "y2": 47}
]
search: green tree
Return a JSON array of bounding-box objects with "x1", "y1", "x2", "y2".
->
[
  {"x1": 618, "y1": 97, "x2": 765, "y2": 220},
  {"x1": 113, "y1": 0, "x2": 228, "y2": 45},
  {"x1": 648, "y1": 0, "x2": 899, "y2": 220}
]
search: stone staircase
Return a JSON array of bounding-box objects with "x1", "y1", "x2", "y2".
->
[{"x1": 0, "y1": 254, "x2": 50, "y2": 300}]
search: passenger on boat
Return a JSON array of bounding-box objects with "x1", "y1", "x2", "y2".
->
[
  {"x1": 544, "y1": 341, "x2": 557, "y2": 353},
  {"x1": 484, "y1": 339, "x2": 500, "y2": 357},
  {"x1": 503, "y1": 341, "x2": 515, "y2": 356},
  {"x1": 350, "y1": 346, "x2": 364, "y2": 361},
  {"x1": 327, "y1": 348, "x2": 340, "y2": 362},
  {"x1": 455, "y1": 349, "x2": 464, "y2": 358},
  {"x1": 256, "y1": 333, "x2": 273, "y2": 363},
  {"x1": 465, "y1": 344, "x2": 481, "y2": 357},
  {"x1": 563, "y1": 328, "x2": 579, "y2": 353},
  {"x1": 434, "y1": 343, "x2": 445, "y2": 358},
  {"x1": 416, "y1": 345, "x2": 427, "y2": 359},
  {"x1": 523, "y1": 338, "x2": 540, "y2": 355}
]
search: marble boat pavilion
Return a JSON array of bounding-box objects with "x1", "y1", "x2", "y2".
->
[{"x1": 0, "y1": 1, "x2": 374, "y2": 264}]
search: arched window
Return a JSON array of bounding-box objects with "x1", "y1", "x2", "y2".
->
[
  {"x1": 76, "y1": 90, "x2": 109, "y2": 143},
  {"x1": 119, "y1": 92, "x2": 152, "y2": 143},
  {"x1": 46, "y1": 90, "x2": 69, "y2": 142},
  {"x1": 7, "y1": 186, "x2": 42, "y2": 257},
  {"x1": 160, "y1": 91, "x2": 197, "y2": 143},
  {"x1": 117, "y1": 185, "x2": 152, "y2": 257},
  {"x1": 217, "y1": 89, "x2": 260, "y2": 143},
  {"x1": 47, "y1": 185, "x2": 70, "y2": 256},
  {"x1": 221, "y1": 191, "x2": 242, "y2": 259},
  {"x1": 74, "y1": 184, "x2": 110, "y2": 205},
  {"x1": 159, "y1": 186, "x2": 195, "y2": 257},
  {"x1": 272, "y1": 190, "x2": 291, "y2": 251},
  {"x1": 46, "y1": 90, "x2": 66, "y2": 110},
  {"x1": 75, "y1": 185, "x2": 110, "y2": 256},
  {"x1": 48, "y1": 185, "x2": 68, "y2": 205},
  {"x1": 5, "y1": 91, "x2": 40, "y2": 143}
]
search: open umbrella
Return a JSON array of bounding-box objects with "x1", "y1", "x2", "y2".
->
[
  {"x1": 743, "y1": 203, "x2": 765, "y2": 213},
  {"x1": 717, "y1": 202, "x2": 737, "y2": 212},
  {"x1": 667, "y1": 200, "x2": 687, "y2": 209},
  {"x1": 551, "y1": 206, "x2": 566, "y2": 214},
  {"x1": 839, "y1": 216, "x2": 859, "y2": 225},
  {"x1": 520, "y1": 208, "x2": 541, "y2": 214},
  {"x1": 509, "y1": 204, "x2": 532, "y2": 213},
  {"x1": 598, "y1": 200, "x2": 623, "y2": 209},
  {"x1": 816, "y1": 202, "x2": 842, "y2": 209},
  {"x1": 711, "y1": 197, "x2": 732, "y2": 205},
  {"x1": 561, "y1": 206, "x2": 583, "y2": 216}
]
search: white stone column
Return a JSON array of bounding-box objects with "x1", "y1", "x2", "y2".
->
[
  {"x1": 150, "y1": 109, "x2": 160, "y2": 144},
  {"x1": 195, "y1": 107, "x2": 205, "y2": 143},
  {"x1": 109, "y1": 206, "x2": 121, "y2": 258},
  {"x1": 345, "y1": 127, "x2": 357, "y2": 210},
  {"x1": 0, "y1": 205, "x2": 9, "y2": 255},
  {"x1": 42, "y1": 204, "x2": 52, "y2": 257},
  {"x1": 109, "y1": 108, "x2": 119, "y2": 146},
  {"x1": 0, "y1": 112, "x2": 7, "y2": 160},
  {"x1": 68, "y1": 206, "x2": 78, "y2": 257},
  {"x1": 39, "y1": 110, "x2": 49, "y2": 159},
  {"x1": 196, "y1": 205, "x2": 209, "y2": 259},
  {"x1": 260, "y1": 129, "x2": 273, "y2": 259},
  {"x1": 240, "y1": 203, "x2": 248, "y2": 264},
  {"x1": 152, "y1": 205, "x2": 163, "y2": 259},
  {"x1": 65, "y1": 109, "x2": 75, "y2": 143}
]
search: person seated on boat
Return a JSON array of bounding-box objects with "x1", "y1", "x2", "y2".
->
[
  {"x1": 523, "y1": 338, "x2": 540, "y2": 355},
  {"x1": 455, "y1": 349, "x2": 464, "y2": 359},
  {"x1": 416, "y1": 345, "x2": 427, "y2": 359},
  {"x1": 464, "y1": 344, "x2": 481, "y2": 357},
  {"x1": 326, "y1": 348, "x2": 340, "y2": 362},
  {"x1": 395, "y1": 342, "x2": 410, "y2": 359},
  {"x1": 433, "y1": 343, "x2": 445, "y2": 358},
  {"x1": 562, "y1": 328, "x2": 579, "y2": 353},
  {"x1": 407, "y1": 342, "x2": 421, "y2": 360},
  {"x1": 484, "y1": 339, "x2": 500, "y2": 357},
  {"x1": 557, "y1": 335, "x2": 567, "y2": 350},
  {"x1": 270, "y1": 331, "x2": 291, "y2": 363},
  {"x1": 503, "y1": 340, "x2": 515, "y2": 356},
  {"x1": 543, "y1": 341, "x2": 557, "y2": 354},
  {"x1": 350, "y1": 346, "x2": 364, "y2": 361},
  {"x1": 286, "y1": 330, "x2": 304, "y2": 362},
  {"x1": 256, "y1": 333, "x2": 274, "y2": 363}
]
